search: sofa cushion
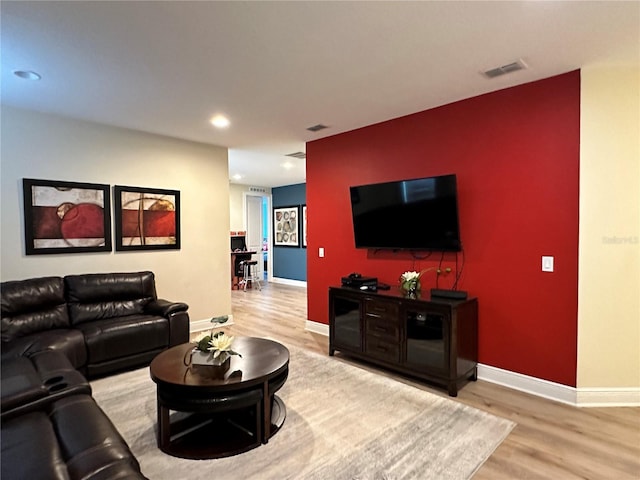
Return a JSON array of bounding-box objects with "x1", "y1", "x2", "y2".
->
[
  {"x1": 50, "y1": 395, "x2": 145, "y2": 480},
  {"x1": 1, "y1": 411, "x2": 70, "y2": 480},
  {"x1": 1, "y1": 276, "x2": 70, "y2": 341},
  {"x1": 65, "y1": 272, "x2": 157, "y2": 326},
  {"x1": 1, "y1": 395, "x2": 147, "y2": 480},
  {"x1": 77, "y1": 315, "x2": 169, "y2": 364}
]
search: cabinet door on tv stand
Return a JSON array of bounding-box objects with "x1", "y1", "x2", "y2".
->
[
  {"x1": 330, "y1": 292, "x2": 363, "y2": 355},
  {"x1": 403, "y1": 307, "x2": 450, "y2": 375}
]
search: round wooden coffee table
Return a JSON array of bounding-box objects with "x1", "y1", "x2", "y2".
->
[{"x1": 149, "y1": 337, "x2": 289, "y2": 459}]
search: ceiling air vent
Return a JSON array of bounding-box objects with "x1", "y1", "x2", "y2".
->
[
  {"x1": 483, "y1": 59, "x2": 528, "y2": 79},
  {"x1": 286, "y1": 151, "x2": 306, "y2": 159},
  {"x1": 307, "y1": 124, "x2": 329, "y2": 132}
]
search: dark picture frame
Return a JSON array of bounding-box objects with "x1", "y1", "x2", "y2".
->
[
  {"x1": 302, "y1": 205, "x2": 307, "y2": 248},
  {"x1": 114, "y1": 185, "x2": 180, "y2": 251},
  {"x1": 273, "y1": 205, "x2": 299, "y2": 247},
  {"x1": 22, "y1": 178, "x2": 112, "y2": 255}
]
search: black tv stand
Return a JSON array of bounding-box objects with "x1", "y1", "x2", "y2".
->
[{"x1": 328, "y1": 286, "x2": 478, "y2": 396}]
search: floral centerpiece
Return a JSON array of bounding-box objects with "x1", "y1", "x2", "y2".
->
[
  {"x1": 400, "y1": 267, "x2": 452, "y2": 295},
  {"x1": 400, "y1": 270, "x2": 423, "y2": 294},
  {"x1": 192, "y1": 330, "x2": 241, "y2": 366}
]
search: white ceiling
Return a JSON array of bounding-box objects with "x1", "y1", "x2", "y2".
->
[{"x1": 1, "y1": 1, "x2": 638, "y2": 187}]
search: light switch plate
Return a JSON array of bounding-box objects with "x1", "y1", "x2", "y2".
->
[
  {"x1": 542, "y1": 256, "x2": 554, "y2": 272},
  {"x1": 319, "y1": 247, "x2": 325, "y2": 258}
]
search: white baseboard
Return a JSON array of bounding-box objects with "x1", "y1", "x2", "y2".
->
[
  {"x1": 190, "y1": 316, "x2": 234, "y2": 333},
  {"x1": 270, "y1": 277, "x2": 307, "y2": 288},
  {"x1": 478, "y1": 364, "x2": 577, "y2": 406},
  {"x1": 472, "y1": 364, "x2": 640, "y2": 407},
  {"x1": 575, "y1": 387, "x2": 640, "y2": 407},
  {"x1": 306, "y1": 320, "x2": 329, "y2": 336},
  {"x1": 305, "y1": 320, "x2": 639, "y2": 407}
]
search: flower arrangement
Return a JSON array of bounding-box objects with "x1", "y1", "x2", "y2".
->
[
  {"x1": 193, "y1": 330, "x2": 241, "y2": 365},
  {"x1": 400, "y1": 266, "x2": 453, "y2": 294},
  {"x1": 400, "y1": 270, "x2": 423, "y2": 293}
]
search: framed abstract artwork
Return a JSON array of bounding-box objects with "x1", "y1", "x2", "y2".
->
[
  {"x1": 114, "y1": 185, "x2": 180, "y2": 251},
  {"x1": 273, "y1": 206, "x2": 299, "y2": 247},
  {"x1": 22, "y1": 178, "x2": 112, "y2": 255},
  {"x1": 302, "y1": 205, "x2": 307, "y2": 248}
]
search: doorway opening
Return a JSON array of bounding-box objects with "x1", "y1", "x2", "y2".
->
[{"x1": 244, "y1": 192, "x2": 271, "y2": 283}]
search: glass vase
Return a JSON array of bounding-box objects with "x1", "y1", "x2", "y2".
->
[{"x1": 401, "y1": 281, "x2": 421, "y2": 298}]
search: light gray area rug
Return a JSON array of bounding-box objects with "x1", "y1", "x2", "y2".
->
[{"x1": 91, "y1": 346, "x2": 514, "y2": 480}]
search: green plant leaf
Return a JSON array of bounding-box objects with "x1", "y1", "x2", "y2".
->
[{"x1": 197, "y1": 336, "x2": 211, "y2": 351}]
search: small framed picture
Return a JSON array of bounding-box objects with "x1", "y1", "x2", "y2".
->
[
  {"x1": 22, "y1": 178, "x2": 112, "y2": 255},
  {"x1": 302, "y1": 205, "x2": 307, "y2": 248},
  {"x1": 114, "y1": 185, "x2": 180, "y2": 251},
  {"x1": 273, "y1": 206, "x2": 299, "y2": 247}
]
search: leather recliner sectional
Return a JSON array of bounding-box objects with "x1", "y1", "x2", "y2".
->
[{"x1": 1, "y1": 271, "x2": 190, "y2": 480}]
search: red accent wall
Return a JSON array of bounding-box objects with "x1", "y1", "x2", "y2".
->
[{"x1": 306, "y1": 71, "x2": 580, "y2": 387}]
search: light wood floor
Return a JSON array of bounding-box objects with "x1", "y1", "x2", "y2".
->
[{"x1": 218, "y1": 282, "x2": 639, "y2": 479}]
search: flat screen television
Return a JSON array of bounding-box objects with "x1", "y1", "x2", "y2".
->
[{"x1": 349, "y1": 174, "x2": 462, "y2": 251}]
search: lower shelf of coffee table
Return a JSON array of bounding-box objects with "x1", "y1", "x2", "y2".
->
[{"x1": 160, "y1": 396, "x2": 286, "y2": 459}]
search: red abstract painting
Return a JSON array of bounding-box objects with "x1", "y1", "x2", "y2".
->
[
  {"x1": 114, "y1": 186, "x2": 180, "y2": 251},
  {"x1": 23, "y1": 179, "x2": 112, "y2": 255}
]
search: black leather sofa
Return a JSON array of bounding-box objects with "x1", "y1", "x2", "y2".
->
[
  {"x1": 1, "y1": 271, "x2": 190, "y2": 376},
  {"x1": 1, "y1": 351, "x2": 146, "y2": 479},
  {"x1": 1, "y1": 271, "x2": 191, "y2": 480}
]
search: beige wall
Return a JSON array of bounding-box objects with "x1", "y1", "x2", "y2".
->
[
  {"x1": 0, "y1": 106, "x2": 231, "y2": 323},
  {"x1": 578, "y1": 67, "x2": 640, "y2": 388}
]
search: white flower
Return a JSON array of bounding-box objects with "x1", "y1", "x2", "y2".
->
[
  {"x1": 401, "y1": 271, "x2": 420, "y2": 281},
  {"x1": 193, "y1": 330, "x2": 242, "y2": 358},
  {"x1": 208, "y1": 332, "x2": 236, "y2": 358}
]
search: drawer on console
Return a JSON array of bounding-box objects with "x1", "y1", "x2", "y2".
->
[
  {"x1": 365, "y1": 336, "x2": 400, "y2": 363},
  {"x1": 365, "y1": 316, "x2": 401, "y2": 340},
  {"x1": 364, "y1": 299, "x2": 399, "y2": 320}
]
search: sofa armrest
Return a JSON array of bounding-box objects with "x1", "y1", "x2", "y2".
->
[
  {"x1": 1, "y1": 353, "x2": 91, "y2": 421},
  {"x1": 145, "y1": 299, "x2": 189, "y2": 317},
  {"x1": 1, "y1": 373, "x2": 49, "y2": 417},
  {"x1": 145, "y1": 299, "x2": 190, "y2": 347}
]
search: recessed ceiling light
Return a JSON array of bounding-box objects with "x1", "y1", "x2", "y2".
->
[
  {"x1": 13, "y1": 70, "x2": 41, "y2": 81},
  {"x1": 232, "y1": 174, "x2": 243, "y2": 180},
  {"x1": 281, "y1": 162, "x2": 295, "y2": 170},
  {"x1": 210, "y1": 114, "x2": 230, "y2": 129}
]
